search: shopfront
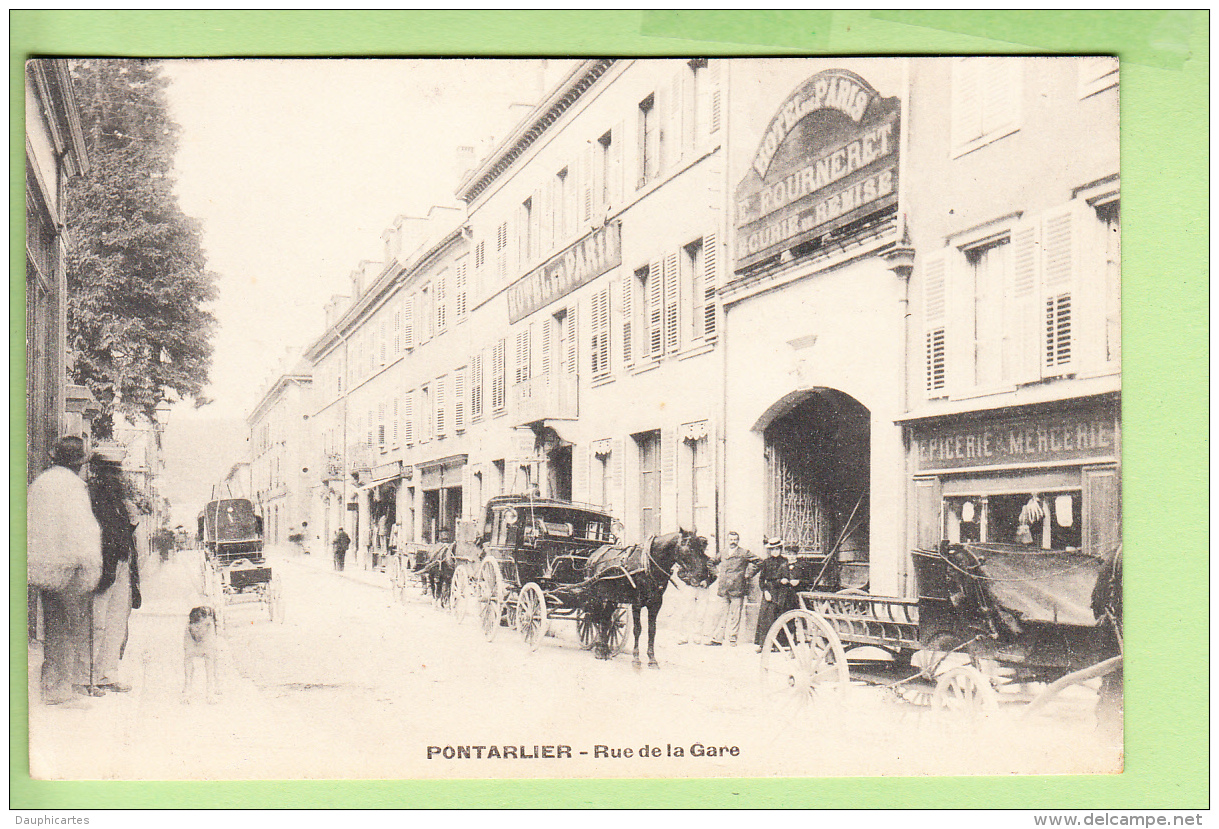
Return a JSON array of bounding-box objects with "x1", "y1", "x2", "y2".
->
[
  {"x1": 906, "y1": 395, "x2": 1122, "y2": 575},
  {"x1": 418, "y1": 455, "x2": 466, "y2": 543}
]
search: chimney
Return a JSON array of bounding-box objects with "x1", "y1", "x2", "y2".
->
[{"x1": 324, "y1": 294, "x2": 350, "y2": 330}]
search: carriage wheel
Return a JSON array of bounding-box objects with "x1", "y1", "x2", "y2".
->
[
  {"x1": 517, "y1": 584, "x2": 548, "y2": 651},
  {"x1": 759, "y1": 609, "x2": 849, "y2": 717},
  {"x1": 576, "y1": 609, "x2": 598, "y2": 651},
  {"x1": 932, "y1": 665, "x2": 999, "y2": 719},
  {"x1": 478, "y1": 558, "x2": 504, "y2": 642},
  {"x1": 604, "y1": 606, "x2": 631, "y2": 656},
  {"x1": 267, "y1": 579, "x2": 284, "y2": 623},
  {"x1": 451, "y1": 564, "x2": 471, "y2": 623}
]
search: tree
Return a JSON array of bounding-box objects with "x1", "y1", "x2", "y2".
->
[{"x1": 64, "y1": 59, "x2": 217, "y2": 438}]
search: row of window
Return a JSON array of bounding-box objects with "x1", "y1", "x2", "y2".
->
[{"x1": 923, "y1": 197, "x2": 1120, "y2": 399}]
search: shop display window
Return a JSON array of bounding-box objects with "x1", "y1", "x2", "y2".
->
[{"x1": 944, "y1": 490, "x2": 1081, "y2": 550}]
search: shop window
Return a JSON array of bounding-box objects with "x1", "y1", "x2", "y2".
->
[
  {"x1": 944, "y1": 490, "x2": 1082, "y2": 550},
  {"x1": 951, "y1": 57, "x2": 1022, "y2": 157}
]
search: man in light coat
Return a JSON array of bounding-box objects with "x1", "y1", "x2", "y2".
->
[{"x1": 28, "y1": 436, "x2": 102, "y2": 705}]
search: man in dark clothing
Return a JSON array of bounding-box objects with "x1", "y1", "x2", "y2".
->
[
  {"x1": 333, "y1": 528, "x2": 351, "y2": 571},
  {"x1": 88, "y1": 445, "x2": 141, "y2": 694},
  {"x1": 754, "y1": 536, "x2": 801, "y2": 651}
]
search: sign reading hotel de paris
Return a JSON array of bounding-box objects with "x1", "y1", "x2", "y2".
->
[
  {"x1": 507, "y1": 220, "x2": 622, "y2": 324},
  {"x1": 735, "y1": 69, "x2": 901, "y2": 269}
]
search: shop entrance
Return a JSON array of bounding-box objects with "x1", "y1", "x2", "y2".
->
[
  {"x1": 761, "y1": 388, "x2": 870, "y2": 584},
  {"x1": 421, "y1": 486, "x2": 463, "y2": 543}
]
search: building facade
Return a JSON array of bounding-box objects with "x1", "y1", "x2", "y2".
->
[
  {"x1": 292, "y1": 57, "x2": 1120, "y2": 609},
  {"x1": 25, "y1": 59, "x2": 91, "y2": 480},
  {"x1": 248, "y1": 358, "x2": 312, "y2": 548},
  {"x1": 721, "y1": 57, "x2": 1119, "y2": 597}
]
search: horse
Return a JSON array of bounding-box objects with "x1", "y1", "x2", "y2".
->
[
  {"x1": 583, "y1": 528, "x2": 710, "y2": 669},
  {"x1": 413, "y1": 541, "x2": 456, "y2": 606}
]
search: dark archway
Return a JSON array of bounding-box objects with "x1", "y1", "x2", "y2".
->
[{"x1": 762, "y1": 388, "x2": 870, "y2": 588}]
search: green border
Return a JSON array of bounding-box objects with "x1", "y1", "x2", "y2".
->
[{"x1": 11, "y1": 10, "x2": 1208, "y2": 810}]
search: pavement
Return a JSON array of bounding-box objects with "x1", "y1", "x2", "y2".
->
[{"x1": 25, "y1": 546, "x2": 1123, "y2": 781}]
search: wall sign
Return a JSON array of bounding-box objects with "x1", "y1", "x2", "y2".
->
[
  {"x1": 735, "y1": 70, "x2": 900, "y2": 270},
  {"x1": 914, "y1": 407, "x2": 1120, "y2": 472},
  {"x1": 507, "y1": 220, "x2": 621, "y2": 323}
]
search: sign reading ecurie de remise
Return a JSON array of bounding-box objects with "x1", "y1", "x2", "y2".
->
[
  {"x1": 507, "y1": 220, "x2": 621, "y2": 323},
  {"x1": 735, "y1": 69, "x2": 900, "y2": 270}
]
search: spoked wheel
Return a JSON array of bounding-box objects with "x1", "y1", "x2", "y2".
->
[
  {"x1": 516, "y1": 583, "x2": 548, "y2": 651},
  {"x1": 577, "y1": 609, "x2": 598, "y2": 650},
  {"x1": 478, "y1": 558, "x2": 504, "y2": 641},
  {"x1": 577, "y1": 606, "x2": 631, "y2": 655},
  {"x1": 932, "y1": 665, "x2": 999, "y2": 719},
  {"x1": 759, "y1": 610, "x2": 850, "y2": 718},
  {"x1": 267, "y1": 579, "x2": 284, "y2": 623},
  {"x1": 450, "y1": 564, "x2": 471, "y2": 623}
]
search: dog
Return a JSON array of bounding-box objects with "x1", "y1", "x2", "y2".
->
[{"x1": 183, "y1": 606, "x2": 221, "y2": 703}]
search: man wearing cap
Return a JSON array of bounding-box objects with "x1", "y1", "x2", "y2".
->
[
  {"x1": 88, "y1": 443, "x2": 141, "y2": 694},
  {"x1": 27, "y1": 436, "x2": 102, "y2": 705},
  {"x1": 754, "y1": 536, "x2": 798, "y2": 652}
]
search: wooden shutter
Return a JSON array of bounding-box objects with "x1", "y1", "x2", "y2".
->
[
  {"x1": 573, "y1": 445, "x2": 590, "y2": 503},
  {"x1": 1083, "y1": 464, "x2": 1121, "y2": 556},
  {"x1": 456, "y1": 261, "x2": 467, "y2": 320},
  {"x1": 515, "y1": 328, "x2": 530, "y2": 384},
  {"x1": 1005, "y1": 216, "x2": 1041, "y2": 384},
  {"x1": 403, "y1": 391, "x2": 414, "y2": 446},
  {"x1": 663, "y1": 251, "x2": 680, "y2": 354},
  {"x1": 982, "y1": 58, "x2": 1020, "y2": 136},
  {"x1": 1041, "y1": 204, "x2": 1079, "y2": 377},
  {"x1": 608, "y1": 120, "x2": 625, "y2": 206},
  {"x1": 470, "y1": 353, "x2": 483, "y2": 421},
  {"x1": 581, "y1": 145, "x2": 594, "y2": 223},
  {"x1": 648, "y1": 260, "x2": 663, "y2": 358},
  {"x1": 393, "y1": 305, "x2": 401, "y2": 353},
  {"x1": 403, "y1": 295, "x2": 415, "y2": 349},
  {"x1": 392, "y1": 397, "x2": 399, "y2": 446},
  {"x1": 666, "y1": 69, "x2": 683, "y2": 168},
  {"x1": 540, "y1": 316, "x2": 553, "y2": 377},
  {"x1": 492, "y1": 339, "x2": 506, "y2": 411},
  {"x1": 621, "y1": 273, "x2": 634, "y2": 367},
  {"x1": 707, "y1": 60, "x2": 722, "y2": 136},
  {"x1": 702, "y1": 232, "x2": 718, "y2": 341},
  {"x1": 435, "y1": 377, "x2": 446, "y2": 437},
  {"x1": 454, "y1": 367, "x2": 466, "y2": 432},
  {"x1": 661, "y1": 425, "x2": 678, "y2": 528},
  {"x1": 378, "y1": 402, "x2": 386, "y2": 449},
  {"x1": 436, "y1": 275, "x2": 447, "y2": 332},
  {"x1": 951, "y1": 58, "x2": 981, "y2": 150},
  {"x1": 610, "y1": 437, "x2": 625, "y2": 518},
  {"x1": 913, "y1": 476, "x2": 944, "y2": 557},
  {"x1": 922, "y1": 254, "x2": 948, "y2": 397},
  {"x1": 566, "y1": 305, "x2": 578, "y2": 375}
]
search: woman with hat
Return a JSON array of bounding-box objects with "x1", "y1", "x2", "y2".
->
[
  {"x1": 87, "y1": 443, "x2": 141, "y2": 694},
  {"x1": 754, "y1": 536, "x2": 798, "y2": 652}
]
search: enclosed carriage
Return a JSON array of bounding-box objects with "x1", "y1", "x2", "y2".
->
[
  {"x1": 197, "y1": 498, "x2": 283, "y2": 626},
  {"x1": 471, "y1": 495, "x2": 630, "y2": 653}
]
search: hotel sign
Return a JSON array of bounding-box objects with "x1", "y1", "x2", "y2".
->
[
  {"x1": 735, "y1": 70, "x2": 900, "y2": 270},
  {"x1": 507, "y1": 221, "x2": 621, "y2": 323},
  {"x1": 915, "y1": 408, "x2": 1119, "y2": 472}
]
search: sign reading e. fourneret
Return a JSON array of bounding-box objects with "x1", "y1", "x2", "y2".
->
[
  {"x1": 507, "y1": 221, "x2": 621, "y2": 323},
  {"x1": 735, "y1": 70, "x2": 900, "y2": 270}
]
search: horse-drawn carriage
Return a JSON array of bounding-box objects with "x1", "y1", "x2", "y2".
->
[
  {"x1": 759, "y1": 540, "x2": 1123, "y2": 719},
  {"x1": 197, "y1": 498, "x2": 283, "y2": 627}
]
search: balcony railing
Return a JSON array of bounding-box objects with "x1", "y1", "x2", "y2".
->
[{"x1": 512, "y1": 372, "x2": 579, "y2": 424}]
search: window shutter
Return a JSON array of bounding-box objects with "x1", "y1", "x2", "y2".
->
[
  {"x1": 470, "y1": 353, "x2": 483, "y2": 422},
  {"x1": 531, "y1": 189, "x2": 542, "y2": 261},
  {"x1": 661, "y1": 425, "x2": 677, "y2": 527},
  {"x1": 492, "y1": 339, "x2": 506, "y2": 412},
  {"x1": 403, "y1": 296, "x2": 415, "y2": 349},
  {"x1": 436, "y1": 275, "x2": 447, "y2": 332},
  {"x1": 707, "y1": 59, "x2": 722, "y2": 136},
  {"x1": 591, "y1": 288, "x2": 610, "y2": 379},
  {"x1": 951, "y1": 58, "x2": 981, "y2": 149},
  {"x1": 648, "y1": 260, "x2": 664, "y2": 358},
  {"x1": 702, "y1": 232, "x2": 718, "y2": 341},
  {"x1": 456, "y1": 261, "x2": 467, "y2": 320},
  {"x1": 379, "y1": 320, "x2": 388, "y2": 365},
  {"x1": 435, "y1": 376, "x2": 446, "y2": 437},
  {"x1": 1041, "y1": 204, "x2": 1079, "y2": 376},
  {"x1": 403, "y1": 392, "x2": 414, "y2": 445},
  {"x1": 543, "y1": 177, "x2": 556, "y2": 252},
  {"x1": 610, "y1": 437, "x2": 625, "y2": 517},
  {"x1": 922, "y1": 254, "x2": 948, "y2": 397},
  {"x1": 914, "y1": 477, "x2": 943, "y2": 551},
  {"x1": 367, "y1": 408, "x2": 375, "y2": 448},
  {"x1": 581, "y1": 145, "x2": 594, "y2": 223},
  {"x1": 454, "y1": 367, "x2": 466, "y2": 432},
  {"x1": 573, "y1": 444, "x2": 590, "y2": 503},
  {"x1": 663, "y1": 251, "x2": 680, "y2": 354},
  {"x1": 378, "y1": 402, "x2": 386, "y2": 449},
  {"x1": 393, "y1": 306, "x2": 401, "y2": 353},
  {"x1": 982, "y1": 58, "x2": 1020, "y2": 137},
  {"x1": 621, "y1": 274, "x2": 634, "y2": 367},
  {"x1": 667, "y1": 70, "x2": 684, "y2": 168},
  {"x1": 608, "y1": 121, "x2": 625, "y2": 206},
  {"x1": 566, "y1": 305, "x2": 578, "y2": 375},
  {"x1": 1006, "y1": 216, "x2": 1041, "y2": 384},
  {"x1": 540, "y1": 316, "x2": 553, "y2": 377},
  {"x1": 392, "y1": 397, "x2": 400, "y2": 446},
  {"x1": 1083, "y1": 464, "x2": 1121, "y2": 556}
]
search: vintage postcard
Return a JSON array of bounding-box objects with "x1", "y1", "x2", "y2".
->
[{"x1": 14, "y1": 9, "x2": 1208, "y2": 813}]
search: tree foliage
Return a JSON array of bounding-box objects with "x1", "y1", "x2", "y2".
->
[{"x1": 65, "y1": 59, "x2": 217, "y2": 437}]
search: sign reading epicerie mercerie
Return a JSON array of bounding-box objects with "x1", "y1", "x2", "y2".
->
[
  {"x1": 735, "y1": 70, "x2": 900, "y2": 270},
  {"x1": 915, "y1": 408, "x2": 1119, "y2": 472},
  {"x1": 507, "y1": 221, "x2": 621, "y2": 323}
]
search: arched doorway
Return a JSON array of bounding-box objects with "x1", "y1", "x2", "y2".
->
[{"x1": 760, "y1": 388, "x2": 870, "y2": 588}]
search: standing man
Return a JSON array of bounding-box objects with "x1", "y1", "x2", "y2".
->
[
  {"x1": 705, "y1": 531, "x2": 759, "y2": 646},
  {"x1": 88, "y1": 444, "x2": 141, "y2": 694},
  {"x1": 333, "y1": 527, "x2": 351, "y2": 571},
  {"x1": 754, "y1": 537, "x2": 798, "y2": 652},
  {"x1": 674, "y1": 533, "x2": 717, "y2": 646},
  {"x1": 27, "y1": 436, "x2": 102, "y2": 706}
]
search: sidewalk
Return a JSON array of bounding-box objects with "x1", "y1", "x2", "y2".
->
[{"x1": 268, "y1": 543, "x2": 391, "y2": 590}]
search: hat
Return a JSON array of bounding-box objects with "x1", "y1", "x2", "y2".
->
[
  {"x1": 764, "y1": 536, "x2": 784, "y2": 549},
  {"x1": 50, "y1": 436, "x2": 86, "y2": 468},
  {"x1": 90, "y1": 441, "x2": 127, "y2": 464}
]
